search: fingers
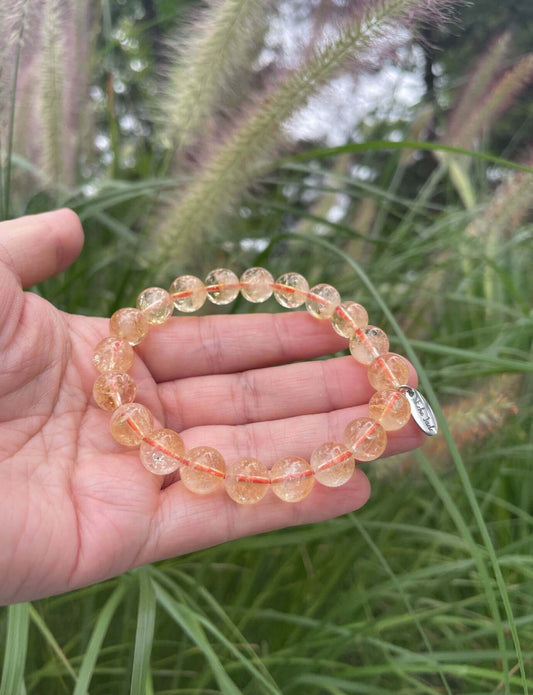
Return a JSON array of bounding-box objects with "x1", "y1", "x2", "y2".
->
[
  {"x1": 0, "y1": 209, "x2": 84, "y2": 288},
  {"x1": 177, "y1": 404, "x2": 424, "y2": 467},
  {"x1": 137, "y1": 312, "x2": 348, "y2": 381},
  {"x1": 141, "y1": 467, "x2": 372, "y2": 566},
  {"x1": 157, "y1": 355, "x2": 418, "y2": 429},
  {"x1": 139, "y1": 402, "x2": 424, "y2": 567}
]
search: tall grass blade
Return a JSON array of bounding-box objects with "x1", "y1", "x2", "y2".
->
[
  {"x1": 0, "y1": 603, "x2": 30, "y2": 695},
  {"x1": 281, "y1": 139, "x2": 533, "y2": 175},
  {"x1": 153, "y1": 581, "x2": 242, "y2": 695},
  {"x1": 72, "y1": 582, "x2": 127, "y2": 695},
  {"x1": 27, "y1": 604, "x2": 78, "y2": 685},
  {"x1": 353, "y1": 518, "x2": 453, "y2": 695},
  {"x1": 130, "y1": 568, "x2": 156, "y2": 695},
  {"x1": 288, "y1": 232, "x2": 529, "y2": 695}
]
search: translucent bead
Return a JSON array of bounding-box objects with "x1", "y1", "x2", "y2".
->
[
  {"x1": 369, "y1": 389, "x2": 411, "y2": 431},
  {"x1": 240, "y1": 267, "x2": 274, "y2": 303},
  {"x1": 368, "y1": 353, "x2": 410, "y2": 391},
  {"x1": 92, "y1": 337, "x2": 134, "y2": 373},
  {"x1": 205, "y1": 268, "x2": 240, "y2": 305},
  {"x1": 349, "y1": 326, "x2": 389, "y2": 365},
  {"x1": 136, "y1": 287, "x2": 173, "y2": 325},
  {"x1": 109, "y1": 307, "x2": 149, "y2": 345},
  {"x1": 306, "y1": 283, "x2": 341, "y2": 319},
  {"x1": 270, "y1": 456, "x2": 314, "y2": 502},
  {"x1": 273, "y1": 272, "x2": 309, "y2": 308},
  {"x1": 181, "y1": 446, "x2": 226, "y2": 495},
  {"x1": 169, "y1": 275, "x2": 207, "y2": 313},
  {"x1": 139, "y1": 428, "x2": 185, "y2": 475},
  {"x1": 110, "y1": 403, "x2": 153, "y2": 446},
  {"x1": 310, "y1": 441, "x2": 355, "y2": 487},
  {"x1": 344, "y1": 417, "x2": 387, "y2": 462},
  {"x1": 224, "y1": 458, "x2": 270, "y2": 504},
  {"x1": 331, "y1": 302, "x2": 369, "y2": 338},
  {"x1": 93, "y1": 371, "x2": 137, "y2": 411}
]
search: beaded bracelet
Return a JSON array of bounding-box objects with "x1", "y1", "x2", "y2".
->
[{"x1": 92, "y1": 268, "x2": 437, "y2": 505}]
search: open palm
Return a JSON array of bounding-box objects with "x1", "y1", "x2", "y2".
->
[{"x1": 0, "y1": 210, "x2": 424, "y2": 605}]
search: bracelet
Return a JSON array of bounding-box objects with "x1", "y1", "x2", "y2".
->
[{"x1": 92, "y1": 268, "x2": 437, "y2": 504}]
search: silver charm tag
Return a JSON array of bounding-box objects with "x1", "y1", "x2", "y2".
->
[{"x1": 400, "y1": 386, "x2": 438, "y2": 436}]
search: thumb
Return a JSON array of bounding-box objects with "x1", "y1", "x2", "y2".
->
[{"x1": 0, "y1": 209, "x2": 84, "y2": 288}]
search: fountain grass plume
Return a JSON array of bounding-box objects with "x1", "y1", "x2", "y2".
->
[
  {"x1": 0, "y1": 0, "x2": 31, "y2": 218},
  {"x1": 452, "y1": 53, "x2": 533, "y2": 150},
  {"x1": 378, "y1": 376, "x2": 519, "y2": 478},
  {"x1": 149, "y1": 0, "x2": 457, "y2": 276},
  {"x1": 160, "y1": 0, "x2": 272, "y2": 151},
  {"x1": 445, "y1": 30, "x2": 511, "y2": 146},
  {"x1": 40, "y1": 0, "x2": 65, "y2": 187}
]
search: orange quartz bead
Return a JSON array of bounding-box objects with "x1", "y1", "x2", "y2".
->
[
  {"x1": 273, "y1": 272, "x2": 309, "y2": 308},
  {"x1": 110, "y1": 403, "x2": 154, "y2": 446},
  {"x1": 306, "y1": 283, "x2": 341, "y2": 319},
  {"x1": 344, "y1": 417, "x2": 387, "y2": 462},
  {"x1": 369, "y1": 390, "x2": 411, "y2": 431},
  {"x1": 169, "y1": 275, "x2": 207, "y2": 313},
  {"x1": 349, "y1": 326, "x2": 389, "y2": 366},
  {"x1": 205, "y1": 268, "x2": 240, "y2": 305},
  {"x1": 93, "y1": 371, "x2": 137, "y2": 411},
  {"x1": 110, "y1": 307, "x2": 150, "y2": 345},
  {"x1": 368, "y1": 353, "x2": 410, "y2": 391},
  {"x1": 331, "y1": 302, "x2": 369, "y2": 338},
  {"x1": 181, "y1": 446, "x2": 226, "y2": 494},
  {"x1": 271, "y1": 456, "x2": 314, "y2": 502},
  {"x1": 240, "y1": 267, "x2": 274, "y2": 303},
  {"x1": 225, "y1": 457, "x2": 270, "y2": 504},
  {"x1": 310, "y1": 441, "x2": 355, "y2": 487},
  {"x1": 92, "y1": 337, "x2": 134, "y2": 373},
  {"x1": 139, "y1": 428, "x2": 185, "y2": 475},
  {"x1": 137, "y1": 287, "x2": 174, "y2": 325}
]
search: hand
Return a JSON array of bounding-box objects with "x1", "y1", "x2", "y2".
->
[{"x1": 0, "y1": 210, "x2": 424, "y2": 605}]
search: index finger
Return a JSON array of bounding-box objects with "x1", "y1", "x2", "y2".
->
[{"x1": 137, "y1": 311, "x2": 349, "y2": 382}]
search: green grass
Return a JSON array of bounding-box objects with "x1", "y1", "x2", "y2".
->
[
  {"x1": 1, "y1": 1, "x2": 533, "y2": 692},
  {"x1": 2, "y1": 143, "x2": 531, "y2": 692}
]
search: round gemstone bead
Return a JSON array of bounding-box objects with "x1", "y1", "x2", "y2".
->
[
  {"x1": 369, "y1": 389, "x2": 411, "y2": 431},
  {"x1": 93, "y1": 371, "x2": 137, "y2": 411},
  {"x1": 205, "y1": 268, "x2": 240, "y2": 305},
  {"x1": 310, "y1": 442, "x2": 355, "y2": 487},
  {"x1": 368, "y1": 352, "x2": 410, "y2": 391},
  {"x1": 240, "y1": 267, "x2": 274, "y2": 303},
  {"x1": 331, "y1": 302, "x2": 369, "y2": 338},
  {"x1": 270, "y1": 456, "x2": 314, "y2": 502},
  {"x1": 169, "y1": 275, "x2": 207, "y2": 313},
  {"x1": 349, "y1": 326, "x2": 389, "y2": 365},
  {"x1": 109, "y1": 307, "x2": 150, "y2": 346},
  {"x1": 306, "y1": 283, "x2": 341, "y2": 319},
  {"x1": 181, "y1": 446, "x2": 226, "y2": 495},
  {"x1": 92, "y1": 337, "x2": 134, "y2": 374},
  {"x1": 110, "y1": 403, "x2": 153, "y2": 446},
  {"x1": 273, "y1": 272, "x2": 309, "y2": 308},
  {"x1": 136, "y1": 287, "x2": 173, "y2": 325},
  {"x1": 344, "y1": 417, "x2": 387, "y2": 462},
  {"x1": 139, "y1": 428, "x2": 185, "y2": 475},
  {"x1": 224, "y1": 458, "x2": 270, "y2": 504}
]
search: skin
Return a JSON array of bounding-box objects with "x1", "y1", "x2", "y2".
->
[{"x1": 0, "y1": 210, "x2": 424, "y2": 605}]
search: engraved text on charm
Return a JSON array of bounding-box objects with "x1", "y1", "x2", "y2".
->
[{"x1": 400, "y1": 386, "x2": 438, "y2": 436}]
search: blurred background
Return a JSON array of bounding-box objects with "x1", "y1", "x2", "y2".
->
[{"x1": 1, "y1": 0, "x2": 532, "y2": 692}]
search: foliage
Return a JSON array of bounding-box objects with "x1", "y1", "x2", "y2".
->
[{"x1": 1, "y1": 0, "x2": 533, "y2": 693}]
